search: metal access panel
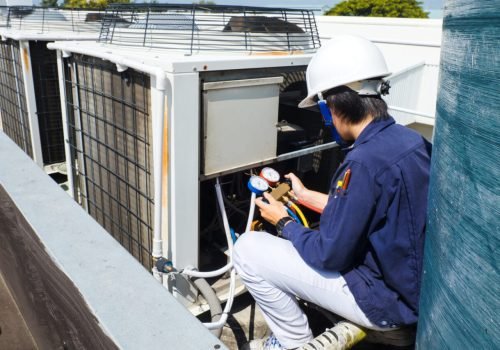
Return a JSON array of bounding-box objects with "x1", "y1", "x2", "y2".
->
[
  {"x1": 202, "y1": 76, "x2": 283, "y2": 175},
  {"x1": 30, "y1": 41, "x2": 65, "y2": 164},
  {"x1": 0, "y1": 39, "x2": 32, "y2": 158},
  {"x1": 65, "y1": 54, "x2": 155, "y2": 269}
]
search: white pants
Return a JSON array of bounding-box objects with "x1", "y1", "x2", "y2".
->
[{"x1": 233, "y1": 231, "x2": 381, "y2": 349}]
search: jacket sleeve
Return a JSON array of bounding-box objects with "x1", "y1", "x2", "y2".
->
[{"x1": 283, "y1": 161, "x2": 376, "y2": 271}]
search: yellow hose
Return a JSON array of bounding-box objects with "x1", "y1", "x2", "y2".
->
[{"x1": 288, "y1": 202, "x2": 309, "y2": 228}]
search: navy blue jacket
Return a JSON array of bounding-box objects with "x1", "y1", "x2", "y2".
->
[{"x1": 283, "y1": 117, "x2": 431, "y2": 327}]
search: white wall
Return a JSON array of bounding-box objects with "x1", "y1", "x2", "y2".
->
[
  {"x1": 316, "y1": 16, "x2": 443, "y2": 70},
  {"x1": 316, "y1": 16, "x2": 442, "y2": 129}
]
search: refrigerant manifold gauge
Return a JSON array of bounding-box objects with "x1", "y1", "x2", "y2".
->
[
  {"x1": 259, "y1": 167, "x2": 280, "y2": 186},
  {"x1": 247, "y1": 175, "x2": 269, "y2": 195}
]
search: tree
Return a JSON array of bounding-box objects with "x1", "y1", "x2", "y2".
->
[
  {"x1": 41, "y1": 0, "x2": 59, "y2": 7},
  {"x1": 325, "y1": 0, "x2": 429, "y2": 18},
  {"x1": 63, "y1": 0, "x2": 130, "y2": 9}
]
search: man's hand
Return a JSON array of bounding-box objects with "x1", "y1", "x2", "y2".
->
[
  {"x1": 255, "y1": 192, "x2": 289, "y2": 226},
  {"x1": 285, "y1": 173, "x2": 307, "y2": 200},
  {"x1": 285, "y1": 172, "x2": 329, "y2": 212}
]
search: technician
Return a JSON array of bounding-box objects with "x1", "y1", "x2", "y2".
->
[{"x1": 234, "y1": 35, "x2": 432, "y2": 350}]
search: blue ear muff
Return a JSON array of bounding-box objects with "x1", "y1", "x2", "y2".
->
[{"x1": 318, "y1": 100, "x2": 343, "y2": 145}]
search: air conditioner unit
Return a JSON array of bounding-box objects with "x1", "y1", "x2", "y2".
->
[
  {"x1": 0, "y1": 6, "x2": 106, "y2": 174},
  {"x1": 49, "y1": 4, "x2": 341, "y2": 311}
]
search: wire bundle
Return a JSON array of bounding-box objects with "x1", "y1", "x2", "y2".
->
[{"x1": 416, "y1": 1, "x2": 500, "y2": 348}]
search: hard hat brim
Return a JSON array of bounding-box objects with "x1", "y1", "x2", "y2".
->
[
  {"x1": 297, "y1": 73, "x2": 392, "y2": 109},
  {"x1": 298, "y1": 95, "x2": 317, "y2": 109}
]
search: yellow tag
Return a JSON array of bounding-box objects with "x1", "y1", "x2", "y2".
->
[{"x1": 337, "y1": 180, "x2": 343, "y2": 188}]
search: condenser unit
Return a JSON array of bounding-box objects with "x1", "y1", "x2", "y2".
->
[
  {"x1": 0, "y1": 6, "x2": 106, "y2": 173},
  {"x1": 49, "y1": 4, "x2": 341, "y2": 312}
]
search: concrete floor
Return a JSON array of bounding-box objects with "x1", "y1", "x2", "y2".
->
[
  {"x1": 0, "y1": 272, "x2": 37, "y2": 350},
  {"x1": 1, "y1": 269, "x2": 413, "y2": 350},
  {"x1": 205, "y1": 292, "x2": 415, "y2": 350}
]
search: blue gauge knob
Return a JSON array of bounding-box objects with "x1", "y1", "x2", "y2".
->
[{"x1": 248, "y1": 175, "x2": 269, "y2": 195}]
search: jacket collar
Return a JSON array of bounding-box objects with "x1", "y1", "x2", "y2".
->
[{"x1": 351, "y1": 116, "x2": 395, "y2": 148}]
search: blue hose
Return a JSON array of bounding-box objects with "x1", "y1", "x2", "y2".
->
[
  {"x1": 230, "y1": 228, "x2": 237, "y2": 243},
  {"x1": 286, "y1": 208, "x2": 301, "y2": 225}
]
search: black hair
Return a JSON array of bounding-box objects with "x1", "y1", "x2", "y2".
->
[{"x1": 324, "y1": 86, "x2": 390, "y2": 124}]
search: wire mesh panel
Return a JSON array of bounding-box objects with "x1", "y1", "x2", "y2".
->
[
  {"x1": 99, "y1": 4, "x2": 321, "y2": 54},
  {"x1": 5, "y1": 6, "x2": 104, "y2": 33},
  {"x1": 30, "y1": 41, "x2": 65, "y2": 164},
  {"x1": 0, "y1": 39, "x2": 32, "y2": 158},
  {"x1": 65, "y1": 54, "x2": 154, "y2": 269}
]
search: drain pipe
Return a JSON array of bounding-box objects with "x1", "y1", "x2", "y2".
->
[
  {"x1": 182, "y1": 177, "x2": 243, "y2": 331},
  {"x1": 193, "y1": 277, "x2": 223, "y2": 338}
]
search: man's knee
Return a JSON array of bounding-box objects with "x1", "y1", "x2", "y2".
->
[{"x1": 233, "y1": 232, "x2": 265, "y2": 271}]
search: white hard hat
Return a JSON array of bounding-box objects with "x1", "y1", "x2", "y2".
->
[{"x1": 299, "y1": 35, "x2": 391, "y2": 108}]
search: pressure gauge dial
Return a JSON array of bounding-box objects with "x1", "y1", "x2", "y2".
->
[
  {"x1": 247, "y1": 176, "x2": 269, "y2": 195},
  {"x1": 260, "y1": 167, "x2": 280, "y2": 186}
]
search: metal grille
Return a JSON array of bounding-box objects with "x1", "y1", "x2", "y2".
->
[
  {"x1": 5, "y1": 6, "x2": 104, "y2": 33},
  {"x1": 30, "y1": 41, "x2": 65, "y2": 164},
  {"x1": 65, "y1": 54, "x2": 154, "y2": 269},
  {"x1": 0, "y1": 39, "x2": 32, "y2": 158},
  {"x1": 384, "y1": 62, "x2": 439, "y2": 125},
  {"x1": 99, "y1": 4, "x2": 321, "y2": 54}
]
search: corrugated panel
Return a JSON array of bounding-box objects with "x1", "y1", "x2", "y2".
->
[
  {"x1": 416, "y1": 0, "x2": 500, "y2": 348},
  {"x1": 65, "y1": 54, "x2": 154, "y2": 269},
  {"x1": 0, "y1": 39, "x2": 32, "y2": 158}
]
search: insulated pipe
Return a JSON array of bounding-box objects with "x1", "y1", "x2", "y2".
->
[
  {"x1": 245, "y1": 192, "x2": 257, "y2": 233},
  {"x1": 151, "y1": 85, "x2": 166, "y2": 264},
  {"x1": 202, "y1": 181, "x2": 255, "y2": 330},
  {"x1": 193, "y1": 277, "x2": 223, "y2": 338},
  {"x1": 189, "y1": 177, "x2": 256, "y2": 330},
  {"x1": 182, "y1": 178, "x2": 234, "y2": 278},
  {"x1": 203, "y1": 269, "x2": 236, "y2": 331},
  {"x1": 182, "y1": 262, "x2": 233, "y2": 279},
  {"x1": 55, "y1": 50, "x2": 75, "y2": 198}
]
